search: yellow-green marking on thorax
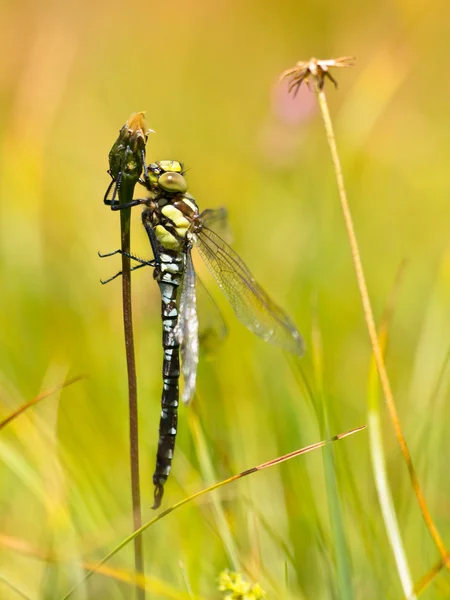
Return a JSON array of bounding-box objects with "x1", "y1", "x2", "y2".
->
[
  {"x1": 152, "y1": 161, "x2": 195, "y2": 251},
  {"x1": 156, "y1": 205, "x2": 190, "y2": 250},
  {"x1": 155, "y1": 225, "x2": 181, "y2": 250},
  {"x1": 158, "y1": 160, "x2": 183, "y2": 173},
  {"x1": 162, "y1": 205, "x2": 190, "y2": 233}
]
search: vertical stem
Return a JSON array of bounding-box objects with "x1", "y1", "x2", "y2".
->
[
  {"x1": 119, "y1": 195, "x2": 145, "y2": 600},
  {"x1": 315, "y1": 84, "x2": 448, "y2": 562}
]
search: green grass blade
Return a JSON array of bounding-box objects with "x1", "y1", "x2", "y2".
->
[
  {"x1": 312, "y1": 316, "x2": 354, "y2": 600},
  {"x1": 188, "y1": 410, "x2": 240, "y2": 569},
  {"x1": 368, "y1": 267, "x2": 416, "y2": 600},
  {"x1": 60, "y1": 426, "x2": 364, "y2": 599}
]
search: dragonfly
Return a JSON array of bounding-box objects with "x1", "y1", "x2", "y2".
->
[{"x1": 102, "y1": 160, "x2": 305, "y2": 509}]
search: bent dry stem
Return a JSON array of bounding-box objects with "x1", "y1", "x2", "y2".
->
[
  {"x1": 280, "y1": 57, "x2": 448, "y2": 571},
  {"x1": 314, "y1": 77, "x2": 448, "y2": 563}
]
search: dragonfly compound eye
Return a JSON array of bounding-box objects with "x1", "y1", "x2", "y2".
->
[{"x1": 158, "y1": 172, "x2": 188, "y2": 194}]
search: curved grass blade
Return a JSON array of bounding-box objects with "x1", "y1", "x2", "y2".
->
[
  {"x1": 60, "y1": 425, "x2": 366, "y2": 600},
  {"x1": 414, "y1": 554, "x2": 450, "y2": 597},
  {"x1": 0, "y1": 573, "x2": 31, "y2": 600},
  {"x1": 0, "y1": 375, "x2": 85, "y2": 430},
  {"x1": 0, "y1": 533, "x2": 203, "y2": 600}
]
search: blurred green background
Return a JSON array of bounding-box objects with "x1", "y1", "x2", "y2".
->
[{"x1": 1, "y1": 0, "x2": 450, "y2": 598}]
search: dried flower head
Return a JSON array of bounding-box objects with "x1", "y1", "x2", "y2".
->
[
  {"x1": 280, "y1": 56, "x2": 354, "y2": 96},
  {"x1": 108, "y1": 112, "x2": 154, "y2": 183}
]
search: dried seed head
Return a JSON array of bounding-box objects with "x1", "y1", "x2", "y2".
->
[
  {"x1": 108, "y1": 111, "x2": 154, "y2": 182},
  {"x1": 126, "y1": 111, "x2": 154, "y2": 140},
  {"x1": 280, "y1": 56, "x2": 354, "y2": 96}
]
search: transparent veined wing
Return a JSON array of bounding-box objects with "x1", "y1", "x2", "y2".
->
[
  {"x1": 196, "y1": 274, "x2": 227, "y2": 357},
  {"x1": 194, "y1": 224, "x2": 305, "y2": 356},
  {"x1": 200, "y1": 208, "x2": 232, "y2": 243},
  {"x1": 174, "y1": 251, "x2": 199, "y2": 404}
]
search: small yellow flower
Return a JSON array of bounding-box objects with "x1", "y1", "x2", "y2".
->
[
  {"x1": 218, "y1": 570, "x2": 266, "y2": 599},
  {"x1": 280, "y1": 56, "x2": 354, "y2": 95}
]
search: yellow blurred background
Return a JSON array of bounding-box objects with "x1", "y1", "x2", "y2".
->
[{"x1": 1, "y1": 0, "x2": 450, "y2": 598}]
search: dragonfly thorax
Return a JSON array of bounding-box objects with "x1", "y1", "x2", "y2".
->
[
  {"x1": 141, "y1": 160, "x2": 199, "y2": 252},
  {"x1": 142, "y1": 190, "x2": 199, "y2": 252}
]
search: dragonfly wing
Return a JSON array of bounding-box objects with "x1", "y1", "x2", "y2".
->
[
  {"x1": 196, "y1": 273, "x2": 227, "y2": 357},
  {"x1": 195, "y1": 227, "x2": 305, "y2": 356},
  {"x1": 175, "y1": 251, "x2": 199, "y2": 404},
  {"x1": 199, "y1": 208, "x2": 232, "y2": 242}
]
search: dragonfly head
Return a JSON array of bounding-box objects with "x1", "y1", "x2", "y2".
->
[{"x1": 148, "y1": 160, "x2": 188, "y2": 194}]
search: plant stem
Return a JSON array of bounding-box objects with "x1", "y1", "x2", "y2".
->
[
  {"x1": 119, "y1": 191, "x2": 144, "y2": 600},
  {"x1": 315, "y1": 83, "x2": 448, "y2": 563},
  {"x1": 106, "y1": 112, "x2": 149, "y2": 599}
]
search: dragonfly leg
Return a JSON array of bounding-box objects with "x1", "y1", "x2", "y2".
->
[
  {"x1": 100, "y1": 270, "x2": 125, "y2": 285},
  {"x1": 98, "y1": 249, "x2": 122, "y2": 258},
  {"x1": 103, "y1": 173, "x2": 121, "y2": 207},
  {"x1": 105, "y1": 197, "x2": 145, "y2": 210},
  {"x1": 99, "y1": 250, "x2": 156, "y2": 284},
  {"x1": 103, "y1": 168, "x2": 147, "y2": 210},
  {"x1": 142, "y1": 213, "x2": 162, "y2": 267},
  {"x1": 98, "y1": 249, "x2": 155, "y2": 265},
  {"x1": 100, "y1": 262, "x2": 153, "y2": 285}
]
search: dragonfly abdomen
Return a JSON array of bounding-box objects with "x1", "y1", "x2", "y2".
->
[{"x1": 152, "y1": 253, "x2": 184, "y2": 509}]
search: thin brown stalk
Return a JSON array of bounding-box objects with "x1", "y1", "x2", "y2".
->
[
  {"x1": 108, "y1": 113, "x2": 150, "y2": 599},
  {"x1": 314, "y1": 76, "x2": 447, "y2": 563},
  {"x1": 120, "y1": 201, "x2": 144, "y2": 599}
]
